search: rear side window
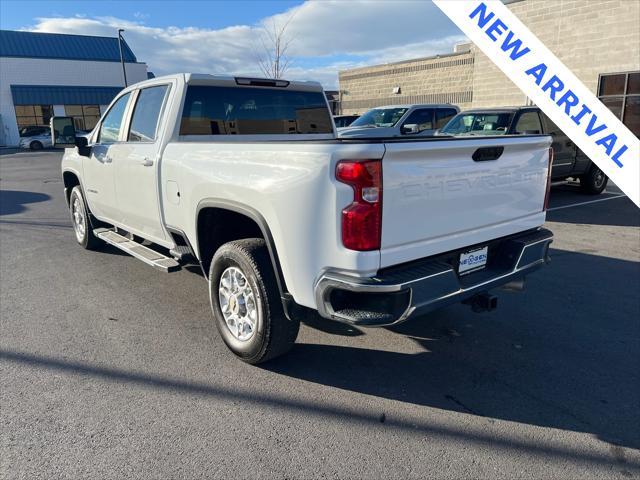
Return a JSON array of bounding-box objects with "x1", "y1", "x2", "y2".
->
[
  {"x1": 180, "y1": 86, "x2": 333, "y2": 135},
  {"x1": 436, "y1": 108, "x2": 458, "y2": 128},
  {"x1": 539, "y1": 111, "x2": 560, "y2": 134},
  {"x1": 514, "y1": 111, "x2": 543, "y2": 134},
  {"x1": 128, "y1": 85, "x2": 169, "y2": 142}
]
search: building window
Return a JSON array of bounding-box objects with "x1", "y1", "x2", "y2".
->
[
  {"x1": 64, "y1": 105, "x2": 101, "y2": 131},
  {"x1": 598, "y1": 71, "x2": 640, "y2": 138},
  {"x1": 14, "y1": 105, "x2": 53, "y2": 128}
]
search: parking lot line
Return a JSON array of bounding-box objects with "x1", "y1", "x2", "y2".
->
[{"x1": 547, "y1": 194, "x2": 627, "y2": 211}]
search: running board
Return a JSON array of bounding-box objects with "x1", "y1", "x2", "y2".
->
[{"x1": 94, "y1": 228, "x2": 181, "y2": 272}]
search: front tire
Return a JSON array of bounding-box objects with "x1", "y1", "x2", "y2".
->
[
  {"x1": 30, "y1": 141, "x2": 43, "y2": 151},
  {"x1": 208, "y1": 239, "x2": 299, "y2": 364},
  {"x1": 579, "y1": 165, "x2": 608, "y2": 194},
  {"x1": 69, "y1": 186, "x2": 101, "y2": 250}
]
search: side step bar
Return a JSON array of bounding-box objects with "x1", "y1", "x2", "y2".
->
[{"x1": 94, "y1": 228, "x2": 181, "y2": 272}]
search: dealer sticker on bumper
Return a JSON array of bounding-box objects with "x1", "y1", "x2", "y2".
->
[{"x1": 458, "y1": 246, "x2": 488, "y2": 275}]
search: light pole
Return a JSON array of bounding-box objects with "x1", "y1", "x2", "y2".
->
[{"x1": 117, "y1": 29, "x2": 128, "y2": 87}]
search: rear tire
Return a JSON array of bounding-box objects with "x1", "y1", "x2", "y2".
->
[
  {"x1": 69, "y1": 186, "x2": 101, "y2": 250},
  {"x1": 30, "y1": 141, "x2": 43, "y2": 151},
  {"x1": 208, "y1": 239, "x2": 299, "y2": 364},
  {"x1": 579, "y1": 165, "x2": 608, "y2": 194}
]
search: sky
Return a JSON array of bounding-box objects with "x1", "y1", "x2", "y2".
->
[{"x1": 0, "y1": 0, "x2": 466, "y2": 89}]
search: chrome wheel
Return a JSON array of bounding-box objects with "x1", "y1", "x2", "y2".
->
[
  {"x1": 71, "y1": 195, "x2": 86, "y2": 242},
  {"x1": 218, "y1": 266, "x2": 257, "y2": 341}
]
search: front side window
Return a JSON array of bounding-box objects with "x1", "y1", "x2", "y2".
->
[
  {"x1": 401, "y1": 109, "x2": 434, "y2": 133},
  {"x1": 128, "y1": 85, "x2": 169, "y2": 142},
  {"x1": 441, "y1": 112, "x2": 514, "y2": 136},
  {"x1": 350, "y1": 107, "x2": 408, "y2": 128},
  {"x1": 435, "y1": 108, "x2": 458, "y2": 128},
  {"x1": 98, "y1": 93, "x2": 131, "y2": 144},
  {"x1": 180, "y1": 86, "x2": 332, "y2": 135},
  {"x1": 514, "y1": 111, "x2": 543, "y2": 134}
]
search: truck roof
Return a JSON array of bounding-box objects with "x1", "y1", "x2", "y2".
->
[
  {"x1": 126, "y1": 73, "x2": 324, "y2": 92},
  {"x1": 369, "y1": 103, "x2": 457, "y2": 109},
  {"x1": 459, "y1": 106, "x2": 540, "y2": 114}
]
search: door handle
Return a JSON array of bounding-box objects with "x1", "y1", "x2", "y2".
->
[
  {"x1": 140, "y1": 157, "x2": 154, "y2": 167},
  {"x1": 472, "y1": 146, "x2": 504, "y2": 162}
]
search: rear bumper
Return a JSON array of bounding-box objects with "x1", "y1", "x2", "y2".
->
[{"x1": 315, "y1": 228, "x2": 553, "y2": 326}]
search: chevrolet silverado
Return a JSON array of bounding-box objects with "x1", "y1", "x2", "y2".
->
[{"x1": 53, "y1": 74, "x2": 554, "y2": 364}]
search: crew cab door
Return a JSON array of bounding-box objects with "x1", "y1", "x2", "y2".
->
[
  {"x1": 399, "y1": 108, "x2": 434, "y2": 136},
  {"x1": 538, "y1": 112, "x2": 575, "y2": 178},
  {"x1": 83, "y1": 92, "x2": 133, "y2": 220},
  {"x1": 112, "y1": 84, "x2": 171, "y2": 243}
]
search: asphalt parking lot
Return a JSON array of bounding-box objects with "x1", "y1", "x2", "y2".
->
[{"x1": 1, "y1": 151, "x2": 639, "y2": 479}]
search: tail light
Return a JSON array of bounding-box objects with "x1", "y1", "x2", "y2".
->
[
  {"x1": 336, "y1": 160, "x2": 382, "y2": 251},
  {"x1": 543, "y1": 147, "x2": 554, "y2": 211}
]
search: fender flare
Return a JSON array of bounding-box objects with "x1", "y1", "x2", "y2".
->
[
  {"x1": 62, "y1": 167, "x2": 84, "y2": 206},
  {"x1": 195, "y1": 198, "x2": 291, "y2": 303}
]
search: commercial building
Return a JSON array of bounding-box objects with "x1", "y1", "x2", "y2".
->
[
  {"x1": 338, "y1": 0, "x2": 639, "y2": 137},
  {"x1": 0, "y1": 30, "x2": 148, "y2": 146}
]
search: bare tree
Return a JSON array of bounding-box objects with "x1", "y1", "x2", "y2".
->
[{"x1": 256, "y1": 15, "x2": 295, "y2": 79}]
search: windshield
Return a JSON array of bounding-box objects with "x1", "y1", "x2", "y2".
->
[
  {"x1": 441, "y1": 112, "x2": 514, "y2": 135},
  {"x1": 350, "y1": 107, "x2": 408, "y2": 128}
]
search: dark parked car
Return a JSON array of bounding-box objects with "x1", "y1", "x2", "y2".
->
[
  {"x1": 333, "y1": 114, "x2": 359, "y2": 128},
  {"x1": 440, "y1": 106, "x2": 609, "y2": 194}
]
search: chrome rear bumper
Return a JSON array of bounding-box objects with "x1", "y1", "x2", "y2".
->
[{"x1": 315, "y1": 228, "x2": 553, "y2": 326}]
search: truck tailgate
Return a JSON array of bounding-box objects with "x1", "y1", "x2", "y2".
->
[{"x1": 380, "y1": 136, "x2": 552, "y2": 268}]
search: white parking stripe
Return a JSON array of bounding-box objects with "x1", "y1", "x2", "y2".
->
[{"x1": 547, "y1": 194, "x2": 627, "y2": 211}]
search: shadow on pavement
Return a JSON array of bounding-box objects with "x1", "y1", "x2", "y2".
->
[
  {"x1": 547, "y1": 194, "x2": 639, "y2": 227},
  {"x1": 546, "y1": 184, "x2": 638, "y2": 227},
  {"x1": 1, "y1": 347, "x2": 637, "y2": 473},
  {"x1": 266, "y1": 248, "x2": 640, "y2": 452},
  {"x1": 0, "y1": 190, "x2": 51, "y2": 216}
]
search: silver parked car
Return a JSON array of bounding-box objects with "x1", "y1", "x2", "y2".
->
[
  {"x1": 337, "y1": 104, "x2": 459, "y2": 138},
  {"x1": 19, "y1": 131, "x2": 53, "y2": 150}
]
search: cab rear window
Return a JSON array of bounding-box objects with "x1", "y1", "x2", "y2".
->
[{"x1": 180, "y1": 86, "x2": 332, "y2": 135}]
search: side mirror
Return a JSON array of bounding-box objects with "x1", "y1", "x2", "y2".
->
[
  {"x1": 75, "y1": 135, "x2": 91, "y2": 157},
  {"x1": 401, "y1": 124, "x2": 420, "y2": 135},
  {"x1": 51, "y1": 117, "x2": 76, "y2": 148},
  {"x1": 50, "y1": 117, "x2": 91, "y2": 157}
]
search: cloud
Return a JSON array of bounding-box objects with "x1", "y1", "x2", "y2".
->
[{"x1": 24, "y1": 1, "x2": 465, "y2": 89}]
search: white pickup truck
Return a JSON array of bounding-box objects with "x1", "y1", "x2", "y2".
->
[{"x1": 53, "y1": 73, "x2": 554, "y2": 364}]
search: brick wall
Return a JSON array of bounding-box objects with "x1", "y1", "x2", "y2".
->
[
  {"x1": 472, "y1": 0, "x2": 640, "y2": 107},
  {"x1": 338, "y1": 0, "x2": 639, "y2": 114},
  {"x1": 338, "y1": 52, "x2": 474, "y2": 114}
]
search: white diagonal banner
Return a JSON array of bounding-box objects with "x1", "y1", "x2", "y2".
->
[{"x1": 434, "y1": 0, "x2": 639, "y2": 207}]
